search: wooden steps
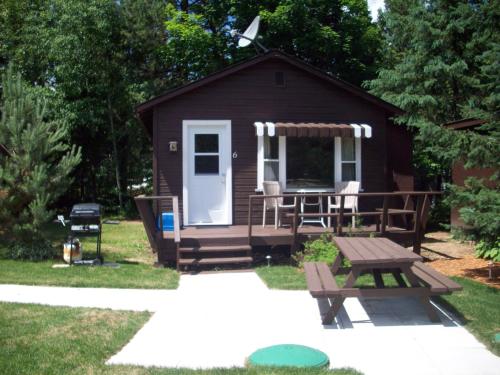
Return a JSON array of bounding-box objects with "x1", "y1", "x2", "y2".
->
[
  {"x1": 178, "y1": 256, "x2": 253, "y2": 266},
  {"x1": 178, "y1": 245, "x2": 252, "y2": 253},
  {"x1": 177, "y1": 243, "x2": 253, "y2": 270}
]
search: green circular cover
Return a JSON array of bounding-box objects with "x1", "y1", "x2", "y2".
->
[{"x1": 248, "y1": 344, "x2": 329, "y2": 368}]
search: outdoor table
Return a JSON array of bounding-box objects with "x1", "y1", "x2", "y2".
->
[
  {"x1": 325, "y1": 237, "x2": 441, "y2": 323},
  {"x1": 294, "y1": 188, "x2": 330, "y2": 228}
]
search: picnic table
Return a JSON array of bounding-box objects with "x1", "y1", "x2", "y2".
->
[{"x1": 304, "y1": 237, "x2": 462, "y2": 325}]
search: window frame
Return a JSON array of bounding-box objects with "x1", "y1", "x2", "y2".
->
[{"x1": 257, "y1": 135, "x2": 361, "y2": 190}]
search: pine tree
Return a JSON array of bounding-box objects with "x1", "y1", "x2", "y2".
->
[{"x1": 0, "y1": 66, "x2": 81, "y2": 259}]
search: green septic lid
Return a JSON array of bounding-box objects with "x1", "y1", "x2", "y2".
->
[{"x1": 248, "y1": 344, "x2": 329, "y2": 368}]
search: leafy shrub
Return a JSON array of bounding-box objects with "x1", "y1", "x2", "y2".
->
[
  {"x1": 475, "y1": 240, "x2": 500, "y2": 262},
  {"x1": 8, "y1": 238, "x2": 55, "y2": 261},
  {"x1": 293, "y1": 233, "x2": 339, "y2": 267}
]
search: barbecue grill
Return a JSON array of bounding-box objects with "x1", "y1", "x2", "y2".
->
[{"x1": 69, "y1": 203, "x2": 102, "y2": 264}]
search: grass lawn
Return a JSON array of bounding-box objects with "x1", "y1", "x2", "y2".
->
[
  {"x1": 256, "y1": 265, "x2": 500, "y2": 356},
  {"x1": 0, "y1": 221, "x2": 179, "y2": 289},
  {"x1": 0, "y1": 302, "x2": 361, "y2": 375}
]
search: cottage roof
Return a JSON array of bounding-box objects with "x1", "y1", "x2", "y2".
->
[
  {"x1": 136, "y1": 50, "x2": 404, "y2": 136},
  {"x1": 443, "y1": 118, "x2": 485, "y2": 131}
]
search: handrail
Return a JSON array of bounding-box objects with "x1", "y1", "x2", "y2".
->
[
  {"x1": 248, "y1": 191, "x2": 442, "y2": 253},
  {"x1": 134, "y1": 195, "x2": 181, "y2": 245},
  {"x1": 249, "y1": 191, "x2": 442, "y2": 199}
]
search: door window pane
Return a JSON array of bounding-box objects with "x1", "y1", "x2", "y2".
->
[
  {"x1": 195, "y1": 155, "x2": 219, "y2": 174},
  {"x1": 342, "y1": 163, "x2": 356, "y2": 181},
  {"x1": 264, "y1": 135, "x2": 279, "y2": 159},
  {"x1": 286, "y1": 137, "x2": 334, "y2": 188},
  {"x1": 264, "y1": 160, "x2": 279, "y2": 181},
  {"x1": 195, "y1": 134, "x2": 218, "y2": 153},
  {"x1": 341, "y1": 138, "x2": 355, "y2": 161}
]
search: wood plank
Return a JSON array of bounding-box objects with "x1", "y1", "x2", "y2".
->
[
  {"x1": 411, "y1": 261, "x2": 462, "y2": 291},
  {"x1": 304, "y1": 262, "x2": 324, "y2": 297},
  {"x1": 333, "y1": 237, "x2": 366, "y2": 264},
  {"x1": 178, "y1": 245, "x2": 251, "y2": 253},
  {"x1": 378, "y1": 238, "x2": 422, "y2": 261},
  {"x1": 316, "y1": 263, "x2": 340, "y2": 292},
  {"x1": 178, "y1": 256, "x2": 252, "y2": 266}
]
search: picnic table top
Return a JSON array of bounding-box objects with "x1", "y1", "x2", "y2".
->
[{"x1": 333, "y1": 237, "x2": 422, "y2": 265}]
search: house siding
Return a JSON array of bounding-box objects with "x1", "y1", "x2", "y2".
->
[{"x1": 152, "y1": 58, "x2": 411, "y2": 225}]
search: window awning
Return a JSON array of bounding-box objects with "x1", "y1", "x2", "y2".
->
[{"x1": 253, "y1": 122, "x2": 372, "y2": 138}]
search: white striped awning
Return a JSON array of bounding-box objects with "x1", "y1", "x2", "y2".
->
[{"x1": 253, "y1": 122, "x2": 372, "y2": 138}]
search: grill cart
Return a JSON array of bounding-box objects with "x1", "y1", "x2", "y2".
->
[{"x1": 68, "y1": 203, "x2": 103, "y2": 265}]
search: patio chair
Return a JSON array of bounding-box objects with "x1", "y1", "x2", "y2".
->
[
  {"x1": 262, "y1": 181, "x2": 296, "y2": 229},
  {"x1": 327, "y1": 181, "x2": 360, "y2": 228}
]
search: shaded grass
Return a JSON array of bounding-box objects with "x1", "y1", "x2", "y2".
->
[
  {"x1": 0, "y1": 221, "x2": 179, "y2": 289},
  {"x1": 0, "y1": 302, "x2": 362, "y2": 375},
  {"x1": 439, "y1": 277, "x2": 500, "y2": 356},
  {"x1": 256, "y1": 265, "x2": 500, "y2": 356}
]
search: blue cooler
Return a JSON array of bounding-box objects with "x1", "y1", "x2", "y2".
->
[{"x1": 156, "y1": 212, "x2": 174, "y2": 231}]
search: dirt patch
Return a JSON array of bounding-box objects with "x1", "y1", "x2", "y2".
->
[{"x1": 418, "y1": 232, "x2": 499, "y2": 289}]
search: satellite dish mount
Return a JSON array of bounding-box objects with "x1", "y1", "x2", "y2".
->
[{"x1": 231, "y1": 16, "x2": 268, "y2": 54}]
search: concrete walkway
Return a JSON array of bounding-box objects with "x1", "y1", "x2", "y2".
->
[{"x1": 1, "y1": 272, "x2": 499, "y2": 375}]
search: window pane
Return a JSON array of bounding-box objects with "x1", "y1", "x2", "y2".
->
[
  {"x1": 264, "y1": 135, "x2": 279, "y2": 159},
  {"x1": 195, "y1": 134, "x2": 218, "y2": 153},
  {"x1": 341, "y1": 163, "x2": 356, "y2": 181},
  {"x1": 341, "y1": 138, "x2": 355, "y2": 161},
  {"x1": 195, "y1": 155, "x2": 219, "y2": 174},
  {"x1": 286, "y1": 137, "x2": 333, "y2": 188},
  {"x1": 264, "y1": 160, "x2": 279, "y2": 181}
]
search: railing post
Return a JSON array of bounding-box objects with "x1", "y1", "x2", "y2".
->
[
  {"x1": 337, "y1": 195, "x2": 345, "y2": 236},
  {"x1": 381, "y1": 195, "x2": 389, "y2": 234},
  {"x1": 413, "y1": 195, "x2": 424, "y2": 254},
  {"x1": 247, "y1": 196, "x2": 253, "y2": 244},
  {"x1": 291, "y1": 196, "x2": 300, "y2": 252},
  {"x1": 172, "y1": 196, "x2": 181, "y2": 271}
]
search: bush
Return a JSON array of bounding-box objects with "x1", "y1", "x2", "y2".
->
[
  {"x1": 293, "y1": 233, "x2": 339, "y2": 268},
  {"x1": 447, "y1": 177, "x2": 499, "y2": 258},
  {"x1": 475, "y1": 240, "x2": 500, "y2": 262},
  {"x1": 8, "y1": 238, "x2": 55, "y2": 261}
]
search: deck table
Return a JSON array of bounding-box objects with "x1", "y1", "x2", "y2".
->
[{"x1": 324, "y1": 237, "x2": 441, "y2": 324}]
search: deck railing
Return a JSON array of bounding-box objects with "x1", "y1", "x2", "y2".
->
[
  {"x1": 134, "y1": 195, "x2": 181, "y2": 253},
  {"x1": 248, "y1": 191, "x2": 442, "y2": 253}
]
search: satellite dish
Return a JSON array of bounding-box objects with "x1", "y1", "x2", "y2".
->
[{"x1": 230, "y1": 16, "x2": 268, "y2": 53}]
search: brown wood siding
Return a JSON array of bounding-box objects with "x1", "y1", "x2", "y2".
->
[{"x1": 153, "y1": 58, "x2": 408, "y2": 224}]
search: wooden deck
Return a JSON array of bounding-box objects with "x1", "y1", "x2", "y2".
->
[
  {"x1": 136, "y1": 192, "x2": 442, "y2": 269},
  {"x1": 166, "y1": 224, "x2": 410, "y2": 246}
]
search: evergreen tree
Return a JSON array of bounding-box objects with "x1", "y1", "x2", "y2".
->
[
  {"x1": 0, "y1": 67, "x2": 81, "y2": 259},
  {"x1": 369, "y1": 0, "x2": 499, "y2": 252}
]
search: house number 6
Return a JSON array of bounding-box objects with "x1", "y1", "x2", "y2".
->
[{"x1": 232, "y1": 152, "x2": 238, "y2": 159}]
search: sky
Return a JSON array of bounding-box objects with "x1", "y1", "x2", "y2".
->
[{"x1": 367, "y1": 0, "x2": 385, "y2": 21}]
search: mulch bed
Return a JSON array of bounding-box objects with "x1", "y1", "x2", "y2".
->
[
  {"x1": 429, "y1": 256, "x2": 499, "y2": 289},
  {"x1": 417, "y1": 232, "x2": 499, "y2": 289}
]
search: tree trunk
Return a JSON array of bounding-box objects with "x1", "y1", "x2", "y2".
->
[{"x1": 107, "y1": 95, "x2": 123, "y2": 210}]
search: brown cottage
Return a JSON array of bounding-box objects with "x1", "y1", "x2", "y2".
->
[{"x1": 136, "y1": 50, "x2": 418, "y2": 266}]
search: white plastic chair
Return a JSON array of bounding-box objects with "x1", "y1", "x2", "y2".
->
[
  {"x1": 262, "y1": 181, "x2": 296, "y2": 229},
  {"x1": 327, "y1": 181, "x2": 360, "y2": 228}
]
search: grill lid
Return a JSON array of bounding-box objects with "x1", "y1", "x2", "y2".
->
[{"x1": 70, "y1": 203, "x2": 102, "y2": 218}]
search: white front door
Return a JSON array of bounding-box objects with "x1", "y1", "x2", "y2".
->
[{"x1": 183, "y1": 120, "x2": 232, "y2": 225}]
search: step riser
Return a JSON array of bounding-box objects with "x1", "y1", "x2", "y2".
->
[{"x1": 180, "y1": 237, "x2": 249, "y2": 247}]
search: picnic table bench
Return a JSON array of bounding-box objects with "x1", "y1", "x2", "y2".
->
[{"x1": 304, "y1": 237, "x2": 462, "y2": 324}]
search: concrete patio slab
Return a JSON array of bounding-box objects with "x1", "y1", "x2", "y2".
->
[
  {"x1": 105, "y1": 272, "x2": 500, "y2": 375},
  {"x1": 1, "y1": 272, "x2": 499, "y2": 374}
]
